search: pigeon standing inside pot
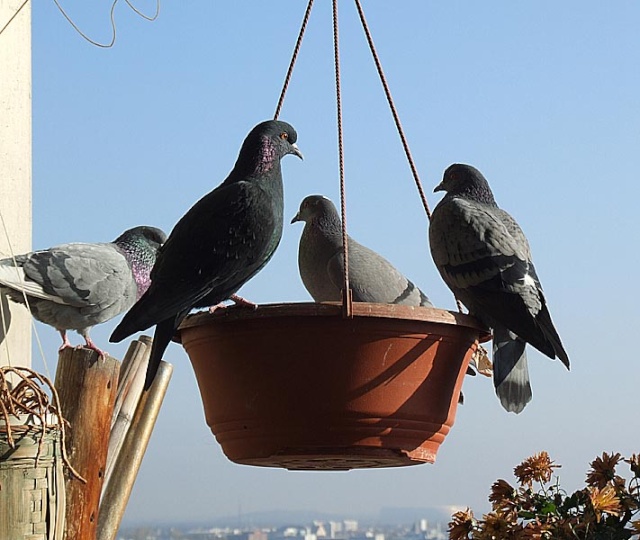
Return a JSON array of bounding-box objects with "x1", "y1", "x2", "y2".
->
[{"x1": 292, "y1": 194, "x2": 432, "y2": 307}]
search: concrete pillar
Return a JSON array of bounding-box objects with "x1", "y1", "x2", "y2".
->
[{"x1": 0, "y1": 0, "x2": 32, "y2": 368}]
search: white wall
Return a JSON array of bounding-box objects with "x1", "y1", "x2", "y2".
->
[{"x1": 0, "y1": 0, "x2": 32, "y2": 369}]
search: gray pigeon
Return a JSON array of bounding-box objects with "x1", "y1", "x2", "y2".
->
[
  {"x1": 292, "y1": 195, "x2": 433, "y2": 306},
  {"x1": 0, "y1": 226, "x2": 166, "y2": 356},
  {"x1": 110, "y1": 120, "x2": 303, "y2": 389},
  {"x1": 429, "y1": 164, "x2": 569, "y2": 413}
]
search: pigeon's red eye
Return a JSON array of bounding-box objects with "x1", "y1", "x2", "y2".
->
[{"x1": 280, "y1": 132, "x2": 289, "y2": 140}]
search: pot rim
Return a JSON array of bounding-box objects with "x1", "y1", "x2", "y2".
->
[{"x1": 176, "y1": 301, "x2": 491, "y2": 342}]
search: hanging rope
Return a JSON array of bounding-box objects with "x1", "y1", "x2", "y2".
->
[
  {"x1": 332, "y1": 0, "x2": 353, "y2": 318},
  {"x1": 273, "y1": 0, "x2": 315, "y2": 120},
  {"x1": 353, "y1": 0, "x2": 431, "y2": 221},
  {"x1": 273, "y1": 0, "x2": 463, "y2": 313},
  {"x1": 353, "y1": 0, "x2": 464, "y2": 313}
]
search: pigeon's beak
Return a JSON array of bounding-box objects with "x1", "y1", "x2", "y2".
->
[
  {"x1": 290, "y1": 212, "x2": 301, "y2": 224},
  {"x1": 433, "y1": 181, "x2": 445, "y2": 193},
  {"x1": 291, "y1": 143, "x2": 304, "y2": 160}
]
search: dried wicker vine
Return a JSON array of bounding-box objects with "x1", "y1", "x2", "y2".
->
[{"x1": 0, "y1": 366, "x2": 86, "y2": 482}]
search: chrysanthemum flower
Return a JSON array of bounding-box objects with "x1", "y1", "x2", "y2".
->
[
  {"x1": 449, "y1": 508, "x2": 476, "y2": 540},
  {"x1": 588, "y1": 484, "x2": 622, "y2": 522},
  {"x1": 513, "y1": 452, "x2": 559, "y2": 487},
  {"x1": 586, "y1": 452, "x2": 622, "y2": 489}
]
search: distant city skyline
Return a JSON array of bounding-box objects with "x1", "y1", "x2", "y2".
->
[{"x1": 118, "y1": 510, "x2": 453, "y2": 540}]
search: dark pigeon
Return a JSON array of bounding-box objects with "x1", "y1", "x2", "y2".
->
[
  {"x1": 0, "y1": 226, "x2": 167, "y2": 356},
  {"x1": 428, "y1": 164, "x2": 569, "y2": 413},
  {"x1": 292, "y1": 195, "x2": 432, "y2": 306},
  {"x1": 110, "y1": 120, "x2": 303, "y2": 389}
]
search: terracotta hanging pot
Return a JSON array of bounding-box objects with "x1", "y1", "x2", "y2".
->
[{"x1": 177, "y1": 302, "x2": 490, "y2": 471}]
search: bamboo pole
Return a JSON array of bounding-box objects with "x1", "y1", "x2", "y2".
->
[
  {"x1": 112, "y1": 336, "x2": 152, "y2": 423},
  {"x1": 55, "y1": 348, "x2": 120, "y2": 540},
  {"x1": 97, "y1": 360, "x2": 173, "y2": 540},
  {"x1": 103, "y1": 337, "x2": 151, "y2": 495}
]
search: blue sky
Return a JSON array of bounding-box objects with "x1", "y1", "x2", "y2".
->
[{"x1": 24, "y1": 0, "x2": 640, "y2": 525}]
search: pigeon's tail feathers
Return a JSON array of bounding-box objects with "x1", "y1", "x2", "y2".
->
[
  {"x1": 536, "y1": 304, "x2": 570, "y2": 369},
  {"x1": 418, "y1": 287, "x2": 434, "y2": 307},
  {"x1": 389, "y1": 279, "x2": 433, "y2": 307},
  {"x1": 110, "y1": 290, "x2": 161, "y2": 343},
  {"x1": 144, "y1": 316, "x2": 179, "y2": 390},
  {"x1": 493, "y1": 326, "x2": 532, "y2": 414},
  {"x1": 110, "y1": 311, "x2": 141, "y2": 343},
  {"x1": 0, "y1": 261, "x2": 64, "y2": 305}
]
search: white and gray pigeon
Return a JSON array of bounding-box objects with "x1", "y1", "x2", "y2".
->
[
  {"x1": 0, "y1": 225, "x2": 166, "y2": 356},
  {"x1": 291, "y1": 195, "x2": 433, "y2": 307},
  {"x1": 111, "y1": 120, "x2": 303, "y2": 389},
  {"x1": 429, "y1": 164, "x2": 569, "y2": 413}
]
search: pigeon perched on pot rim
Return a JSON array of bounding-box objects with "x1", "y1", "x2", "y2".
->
[
  {"x1": 110, "y1": 119, "x2": 303, "y2": 389},
  {"x1": 428, "y1": 163, "x2": 569, "y2": 413},
  {"x1": 292, "y1": 194, "x2": 432, "y2": 307},
  {"x1": 0, "y1": 225, "x2": 167, "y2": 356}
]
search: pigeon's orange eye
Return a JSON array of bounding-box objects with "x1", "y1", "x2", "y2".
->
[{"x1": 280, "y1": 132, "x2": 289, "y2": 140}]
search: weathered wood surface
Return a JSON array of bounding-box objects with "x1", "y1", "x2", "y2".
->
[{"x1": 55, "y1": 348, "x2": 119, "y2": 540}]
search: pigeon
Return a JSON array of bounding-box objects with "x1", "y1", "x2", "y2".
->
[
  {"x1": 110, "y1": 119, "x2": 303, "y2": 389},
  {"x1": 428, "y1": 164, "x2": 569, "y2": 413},
  {"x1": 0, "y1": 226, "x2": 167, "y2": 356},
  {"x1": 291, "y1": 195, "x2": 433, "y2": 307}
]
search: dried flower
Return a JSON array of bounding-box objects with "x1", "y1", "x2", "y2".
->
[
  {"x1": 449, "y1": 508, "x2": 476, "y2": 540},
  {"x1": 475, "y1": 512, "x2": 511, "y2": 539},
  {"x1": 626, "y1": 454, "x2": 640, "y2": 478},
  {"x1": 513, "y1": 451, "x2": 559, "y2": 487},
  {"x1": 450, "y1": 452, "x2": 640, "y2": 540},
  {"x1": 449, "y1": 452, "x2": 640, "y2": 540},
  {"x1": 489, "y1": 479, "x2": 518, "y2": 515},
  {"x1": 585, "y1": 452, "x2": 622, "y2": 489},
  {"x1": 519, "y1": 520, "x2": 552, "y2": 540},
  {"x1": 588, "y1": 484, "x2": 622, "y2": 522}
]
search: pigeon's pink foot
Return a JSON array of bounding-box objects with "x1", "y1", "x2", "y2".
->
[
  {"x1": 230, "y1": 294, "x2": 258, "y2": 310},
  {"x1": 208, "y1": 302, "x2": 228, "y2": 314},
  {"x1": 58, "y1": 331, "x2": 74, "y2": 353},
  {"x1": 208, "y1": 295, "x2": 258, "y2": 314},
  {"x1": 82, "y1": 337, "x2": 108, "y2": 360}
]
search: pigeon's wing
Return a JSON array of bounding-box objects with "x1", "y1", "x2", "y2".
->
[
  {"x1": 0, "y1": 244, "x2": 132, "y2": 310},
  {"x1": 494, "y1": 208, "x2": 532, "y2": 261},
  {"x1": 0, "y1": 258, "x2": 66, "y2": 304},
  {"x1": 430, "y1": 198, "x2": 529, "y2": 287},
  {"x1": 326, "y1": 239, "x2": 431, "y2": 306},
  {"x1": 112, "y1": 180, "x2": 278, "y2": 339},
  {"x1": 430, "y1": 198, "x2": 560, "y2": 357}
]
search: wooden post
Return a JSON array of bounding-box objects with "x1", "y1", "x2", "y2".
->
[
  {"x1": 0, "y1": 0, "x2": 32, "y2": 370},
  {"x1": 97, "y1": 360, "x2": 173, "y2": 540},
  {"x1": 55, "y1": 348, "x2": 120, "y2": 540}
]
